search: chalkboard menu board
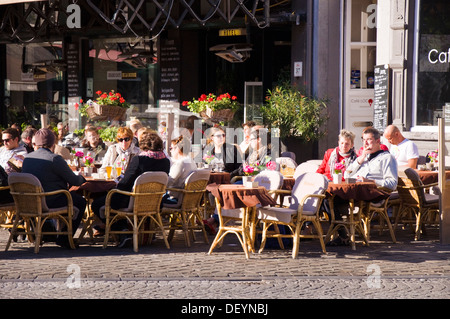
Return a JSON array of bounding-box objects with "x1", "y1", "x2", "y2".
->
[
  {"x1": 159, "y1": 39, "x2": 180, "y2": 108},
  {"x1": 67, "y1": 43, "x2": 80, "y2": 97},
  {"x1": 373, "y1": 64, "x2": 390, "y2": 132}
]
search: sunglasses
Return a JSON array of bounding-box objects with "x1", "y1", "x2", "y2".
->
[
  {"x1": 118, "y1": 137, "x2": 131, "y2": 142},
  {"x1": 2, "y1": 138, "x2": 12, "y2": 143}
]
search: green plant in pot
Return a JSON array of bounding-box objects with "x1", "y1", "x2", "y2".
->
[
  {"x1": 98, "y1": 126, "x2": 119, "y2": 144},
  {"x1": 261, "y1": 83, "x2": 329, "y2": 161}
]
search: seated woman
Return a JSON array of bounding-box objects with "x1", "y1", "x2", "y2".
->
[
  {"x1": 79, "y1": 126, "x2": 107, "y2": 160},
  {"x1": 99, "y1": 127, "x2": 140, "y2": 176},
  {"x1": 164, "y1": 135, "x2": 197, "y2": 205},
  {"x1": 316, "y1": 129, "x2": 357, "y2": 181},
  {"x1": 203, "y1": 126, "x2": 242, "y2": 179},
  {"x1": 91, "y1": 131, "x2": 170, "y2": 245}
]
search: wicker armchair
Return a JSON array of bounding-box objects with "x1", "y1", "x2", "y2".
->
[
  {"x1": 161, "y1": 169, "x2": 211, "y2": 247},
  {"x1": 0, "y1": 186, "x2": 16, "y2": 229},
  {"x1": 395, "y1": 168, "x2": 439, "y2": 240},
  {"x1": 6, "y1": 173, "x2": 77, "y2": 253},
  {"x1": 362, "y1": 188, "x2": 399, "y2": 243},
  {"x1": 102, "y1": 171, "x2": 169, "y2": 252},
  {"x1": 257, "y1": 172, "x2": 328, "y2": 258}
]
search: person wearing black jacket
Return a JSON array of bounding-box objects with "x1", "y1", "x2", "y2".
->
[
  {"x1": 91, "y1": 131, "x2": 170, "y2": 246},
  {"x1": 203, "y1": 126, "x2": 242, "y2": 178}
]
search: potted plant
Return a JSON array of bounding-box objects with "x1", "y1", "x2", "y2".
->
[
  {"x1": 260, "y1": 82, "x2": 329, "y2": 162},
  {"x1": 76, "y1": 90, "x2": 130, "y2": 121},
  {"x1": 98, "y1": 126, "x2": 119, "y2": 146},
  {"x1": 182, "y1": 93, "x2": 240, "y2": 123}
]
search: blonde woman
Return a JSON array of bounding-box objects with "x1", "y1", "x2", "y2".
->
[{"x1": 99, "y1": 127, "x2": 140, "y2": 175}]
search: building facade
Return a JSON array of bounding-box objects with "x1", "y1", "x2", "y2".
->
[{"x1": 0, "y1": 0, "x2": 449, "y2": 160}]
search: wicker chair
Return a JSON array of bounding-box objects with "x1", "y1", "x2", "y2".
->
[
  {"x1": 6, "y1": 173, "x2": 77, "y2": 253},
  {"x1": 276, "y1": 157, "x2": 298, "y2": 177},
  {"x1": 361, "y1": 189, "x2": 399, "y2": 243},
  {"x1": 395, "y1": 168, "x2": 440, "y2": 240},
  {"x1": 161, "y1": 169, "x2": 211, "y2": 247},
  {"x1": 102, "y1": 171, "x2": 169, "y2": 252},
  {"x1": 257, "y1": 172, "x2": 328, "y2": 258},
  {"x1": 0, "y1": 186, "x2": 16, "y2": 229}
]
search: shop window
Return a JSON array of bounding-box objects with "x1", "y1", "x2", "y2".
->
[
  {"x1": 349, "y1": 0, "x2": 377, "y2": 90},
  {"x1": 87, "y1": 38, "x2": 156, "y2": 113},
  {"x1": 5, "y1": 42, "x2": 65, "y2": 127},
  {"x1": 416, "y1": 0, "x2": 450, "y2": 126}
]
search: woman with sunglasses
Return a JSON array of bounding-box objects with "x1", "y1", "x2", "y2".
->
[
  {"x1": 99, "y1": 127, "x2": 140, "y2": 177},
  {"x1": 91, "y1": 131, "x2": 170, "y2": 245},
  {"x1": 204, "y1": 127, "x2": 242, "y2": 178}
]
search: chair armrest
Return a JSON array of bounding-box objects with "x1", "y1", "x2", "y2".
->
[
  {"x1": 268, "y1": 189, "x2": 292, "y2": 197},
  {"x1": 166, "y1": 187, "x2": 205, "y2": 194}
]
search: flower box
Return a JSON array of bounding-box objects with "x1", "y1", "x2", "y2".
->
[
  {"x1": 86, "y1": 102, "x2": 127, "y2": 121},
  {"x1": 205, "y1": 106, "x2": 235, "y2": 122}
]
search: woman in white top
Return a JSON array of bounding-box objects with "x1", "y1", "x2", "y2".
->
[
  {"x1": 166, "y1": 135, "x2": 197, "y2": 202},
  {"x1": 99, "y1": 127, "x2": 140, "y2": 176}
]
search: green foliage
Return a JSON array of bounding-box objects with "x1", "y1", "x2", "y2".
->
[
  {"x1": 261, "y1": 83, "x2": 329, "y2": 141},
  {"x1": 98, "y1": 126, "x2": 119, "y2": 142}
]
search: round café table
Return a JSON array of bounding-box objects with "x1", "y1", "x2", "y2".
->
[
  {"x1": 208, "y1": 172, "x2": 231, "y2": 185},
  {"x1": 70, "y1": 178, "x2": 117, "y2": 241},
  {"x1": 206, "y1": 183, "x2": 277, "y2": 258},
  {"x1": 414, "y1": 169, "x2": 450, "y2": 185},
  {"x1": 325, "y1": 181, "x2": 390, "y2": 250}
]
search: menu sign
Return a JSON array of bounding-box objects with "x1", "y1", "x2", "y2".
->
[
  {"x1": 67, "y1": 43, "x2": 80, "y2": 97},
  {"x1": 159, "y1": 39, "x2": 180, "y2": 108},
  {"x1": 373, "y1": 64, "x2": 390, "y2": 132}
]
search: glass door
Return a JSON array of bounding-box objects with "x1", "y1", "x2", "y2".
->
[{"x1": 343, "y1": 0, "x2": 377, "y2": 150}]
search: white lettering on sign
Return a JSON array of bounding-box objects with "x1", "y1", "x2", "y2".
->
[{"x1": 428, "y1": 48, "x2": 450, "y2": 64}]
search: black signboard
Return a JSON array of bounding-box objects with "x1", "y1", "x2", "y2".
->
[
  {"x1": 373, "y1": 64, "x2": 390, "y2": 132},
  {"x1": 67, "y1": 42, "x2": 80, "y2": 97},
  {"x1": 159, "y1": 39, "x2": 180, "y2": 108}
]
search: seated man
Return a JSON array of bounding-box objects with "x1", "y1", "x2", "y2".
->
[
  {"x1": 383, "y1": 124, "x2": 419, "y2": 169},
  {"x1": 328, "y1": 127, "x2": 398, "y2": 246},
  {"x1": 348, "y1": 126, "x2": 398, "y2": 191},
  {"x1": 22, "y1": 128, "x2": 87, "y2": 248},
  {"x1": 0, "y1": 127, "x2": 27, "y2": 174},
  {"x1": 79, "y1": 126, "x2": 107, "y2": 160}
]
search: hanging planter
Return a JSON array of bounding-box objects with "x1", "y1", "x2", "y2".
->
[
  {"x1": 77, "y1": 90, "x2": 130, "y2": 121},
  {"x1": 183, "y1": 93, "x2": 240, "y2": 124}
]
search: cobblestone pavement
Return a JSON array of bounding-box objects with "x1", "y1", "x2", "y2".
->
[{"x1": 0, "y1": 225, "x2": 449, "y2": 303}]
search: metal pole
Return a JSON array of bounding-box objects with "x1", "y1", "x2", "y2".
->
[{"x1": 438, "y1": 117, "x2": 450, "y2": 244}]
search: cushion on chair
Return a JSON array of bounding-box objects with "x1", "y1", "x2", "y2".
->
[
  {"x1": 9, "y1": 172, "x2": 51, "y2": 211},
  {"x1": 257, "y1": 206, "x2": 316, "y2": 224},
  {"x1": 127, "y1": 171, "x2": 169, "y2": 210},
  {"x1": 293, "y1": 162, "x2": 320, "y2": 179},
  {"x1": 254, "y1": 170, "x2": 284, "y2": 191},
  {"x1": 424, "y1": 193, "x2": 440, "y2": 204},
  {"x1": 289, "y1": 172, "x2": 328, "y2": 211},
  {"x1": 162, "y1": 169, "x2": 210, "y2": 209}
]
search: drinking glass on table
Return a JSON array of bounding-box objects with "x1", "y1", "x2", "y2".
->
[
  {"x1": 105, "y1": 165, "x2": 113, "y2": 179},
  {"x1": 116, "y1": 165, "x2": 122, "y2": 177}
]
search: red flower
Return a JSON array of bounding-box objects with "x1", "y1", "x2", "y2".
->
[
  {"x1": 119, "y1": 97, "x2": 125, "y2": 103},
  {"x1": 79, "y1": 99, "x2": 83, "y2": 103},
  {"x1": 96, "y1": 90, "x2": 102, "y2": 95},
  {"x1": 74, "y1": 103, "x2": 79, "y2": 110},
  {"x1": 182, "y1": 101, "x2": 189, "y2": 107},
  {"x1": 232, "y1": 96, "x2": 237, "y2": 100}
]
